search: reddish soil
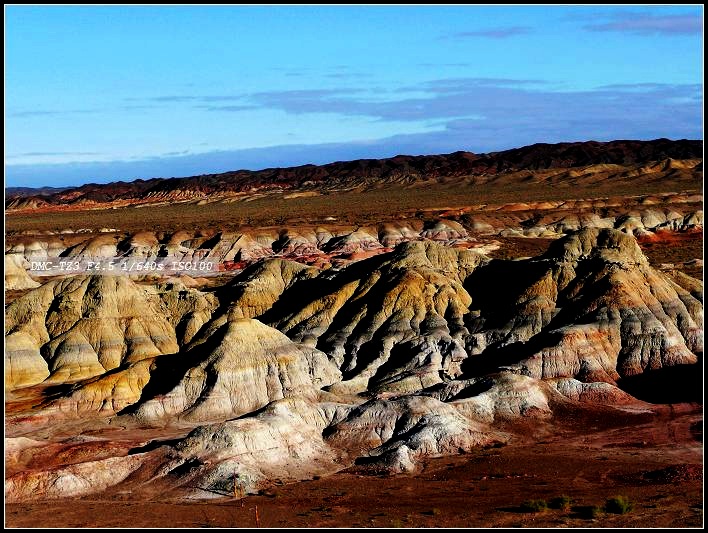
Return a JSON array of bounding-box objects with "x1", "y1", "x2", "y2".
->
[
  {"x1": 487, "y1": 236, "x2": 555, "y2": 260},
  {"x1": 638, "y1": 231, "x2": 704, "y2": 278},
  {"x1": 5, "y1": 405, "x2": 702, "y2": 528},
  {"x1": 490, "y1": 232, "x2": 704, "y2": 279}
]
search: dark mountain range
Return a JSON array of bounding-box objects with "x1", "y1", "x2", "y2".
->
[
  {"x1": 5, "y1": 186, "x2": 69, "y2": 198},
  {"x1": 6, "y1": 138, "x2": 702, "y2": 210}
]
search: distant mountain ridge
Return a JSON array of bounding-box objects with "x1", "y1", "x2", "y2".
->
[
  {"x1": 5, "y1": 186, "x2": 69, "y2": 198},
  {"x1": 5, "y1": 138, "x2": 702, "y2": 211}
]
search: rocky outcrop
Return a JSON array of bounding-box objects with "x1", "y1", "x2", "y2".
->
[
  {"x1": 197, "y1": 231, "x2": 273, "y2": 262},
  {"x1": 273, "y1": 230, "x2": 323, "y2": 256},
  {"x1": 152, "y1": 280, "x2": 219, "y2": 345},
  {"x1": 463, "y1": 228, "x2": 702, "y2": 383},
  {"x1": 118, "y1": 231, "x2": 160, "y2": 257},
  {"x1": 5, "y1": 192, "x2": 702, "y2": 285},
  {"x1": 424, "y1": 373, "x2": 555, "y2": 423},
  {"x1": 167, "y1": 397, "x2": 345, "y2": 496},
  {"x1": 126, "y1": 318, "x2": 338, "y2": 424},
  {"x1": 4, "y1": 229, "x2": 702, "y2": 502},
  {"x1": 322, "y1": 228, "x2": 383, "y2": 255},
  {"x1": 325, "y1": 395, "x2": 504, "y2": 473},
  {"x1": 6, "y1": 231, "x2": 700, "y2": 398},
  {"x1": 4, "y1": 254, "x2": 40, "y2": 291},
  {"x1": 5, "y1": 452, "x2": 147, "y2": 502},
  {"x1": 5, "y1": 276, "x2": 179, "y2": 389},
  {"x1": 377, "y1": 222, "x2": 421, "y2": 247},
  {"x1": 61, "y1": 234, "x2": 119, "y2": 260},
  {"x1": 39, "y1": 357, "x2": 159, "y2": 416},
  {"x1": 5, "y1": 330, "x2": 50, "y2": 390},
  {"x1": 420, "y1": 219, "x2": 468, "y2": 241},
  {"x1": 549, "y1": 378, "x2": 638, "y2": 404},
  {"x1": 265, "y1": 242, "x2": 487, "y2": 393},
  {"x1": 219, "y1": 259, "x2": 320, "y2": 319},
  {"x1": 6, "y1": 238, "x2": 65, "y2": 262}
]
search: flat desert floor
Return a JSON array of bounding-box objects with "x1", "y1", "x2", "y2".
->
[{"x1": 6, "y1": 404, "x2": 701, "y2": 528}]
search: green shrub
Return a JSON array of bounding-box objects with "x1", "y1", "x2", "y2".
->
[
  {"x1": 549, "y1": 495, "x2": 573, "y2": 511},
  {"x1": 587, "y1": 505, "x2": 604, "y2": 519},
  {"x1": 520, "y1": 499, "x2": 548, "y2": 513},
  {"x1": 605, "y1": 495, "x2": 633, "y2": 514}
]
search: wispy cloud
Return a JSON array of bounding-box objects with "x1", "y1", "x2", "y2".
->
[
  {"x1": 196, "y1": 104, "x2": 258, "y2": 112},
  {"x1": 6, "y1": 151, "x2": 101, "y2": 159},
  {"x1": 146, "y1": 95, "x2": 200, "y2": 102},
  {"x1": 230, "y1": 79, "x2": 701, "y2": 144},
  {"x1": 8, "y1": 109, "x2": 98, "y2": 118},
  {"x1": 598, "y1": 82, "x2": 701, "y2": 91},
  {"x1": 584, "y1": 13, "x2": 701, "y2": 35},
  {"x1": 200, "y1": 95, "x2": 248, "y2": 102},
  {"x1": 417, "y1": 62, "x2": 473, "y2": 68},
  {"x1": 273, "y1": 65, "x2": 372, "y2": 80},
  {"x1": 129, "y1": 94, "x2": 245, "y2": 103},
  {"x1": 130, "y1": 78, "x2": 693, "y2": 160},
  {"x1": 7, "y1": 75, "x2": 701, "y2": 187},
  {"x1": 599, "y1": 82, "x2": 673, "y2": 90},
  {"x1": 403, "y1": 78, "x2": 548, "y2": 92},
  {"x1": 239, "y1": 79, "x2": 553, "y2": 122},
  {"x1": 123, "y1": 94, "x2": 256, "y2": 112},
  {"x1": 324, "y1": 72, "x2": 371, "y2": 80},
  {"x1": 446, "y1": 26, "x2": 532, "y2": 39}
]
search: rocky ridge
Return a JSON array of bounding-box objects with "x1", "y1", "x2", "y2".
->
[
  {"x1": 4, "y1": 192, "x2": 703, "y2": 293},
  {"x1": 5, "y1": 228, "x2": 703, "y2": 501},
  {"x1": 5, "y1": 139, "x2": 701, "y2": 212}
]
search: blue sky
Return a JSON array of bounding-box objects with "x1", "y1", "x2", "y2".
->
[{"x1": 5, "y1": 5, "x2": 703, "y2": 187}]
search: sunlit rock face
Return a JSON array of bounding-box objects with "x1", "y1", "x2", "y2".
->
[
  {"x1": 462, "y1": 228, "x2": 701, "y2": 383},
  {"x1": 4, "y1": 229, "x2": 702, "y2": 501},
  {"x1": 5, "y1": 275, "x2": 180, "y2": 389}
]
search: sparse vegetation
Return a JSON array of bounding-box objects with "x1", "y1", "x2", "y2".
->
[
  {"x1": 605, "y1": 495, "x2": 634, "y2": 514},
  {"x1": 586, "y1": 506, "x2": 604, "y2": 519},
  {"x1": 549, "y1": 495, "x2": 573, "y2": 511},
  {"x1": 7, "y1": 177, "x2": 700, "y2": 235},
  {"x1": 520, "y1": 499, "x2": 549, "y2": 513}
]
